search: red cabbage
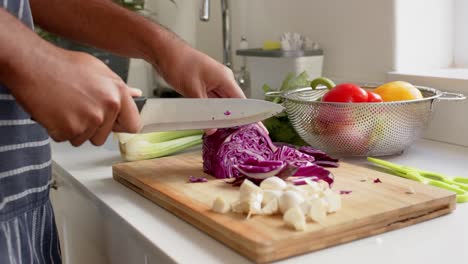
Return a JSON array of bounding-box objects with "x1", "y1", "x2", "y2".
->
[
  {"x1": 202, "y1": 124, "x2": 276, "y2": 178},
  {"x1": 290, "y1": 177, "x2": 319, "y2": 185},
  {"x1": 273, "y1": 145, "x2": 315, "y2": 167},
  {"x1": 293, "y1": 164, "x2": 333, "y2": 186},
  {"x1": 202, "y1": 124, "x2": 337, "y2": 186},
  {"x1": 188, "y1": 176, "x2": 208, "y2": 183},
  {"x1": 314, "y1": 160, "x2": 340, "y2": 168},
  {"x1": 298, "y1": 146, "x2": 339, "y2": 167},
  {"x1": 236, "y1": 160, "x2": 286, "y2": 179}
]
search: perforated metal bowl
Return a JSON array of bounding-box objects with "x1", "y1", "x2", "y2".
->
[{"x1": 267, "y1": 85, "x2": 465, "y2": 157}]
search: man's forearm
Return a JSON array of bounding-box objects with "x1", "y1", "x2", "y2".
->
[
  {"x1": 30, "y1": 0, "x2": 183, "y2": 72},
  {"x1": 0, "y1": 8, "x2": 52, "y2": 88}
]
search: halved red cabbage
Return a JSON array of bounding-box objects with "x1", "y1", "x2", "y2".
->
[
  {"x1": 236, "y1": 160, "x2": 286, "y2": 179},
  {"x1": 293, "y1": 165, "x2": 333, "y2": 186},
  {"x1": 203, "y1": 124, "x2": 277, "y2": 178},
  {"x1": 202, "y1": 124, "x2": 337, "y2": 186},
  {"x1": 298, "y1": 146, "x2": 339, "y2": 167},
  {"x1": 274, "y1": 145, "x2": 315, "y2": 167}
]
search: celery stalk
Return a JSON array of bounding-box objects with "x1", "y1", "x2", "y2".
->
[
  {"x1": 117, "y1": 130, "x2": 203, "y2": 145},
  {"x1": 119, "y1": 134, "x2": 203, "y2": 161}
]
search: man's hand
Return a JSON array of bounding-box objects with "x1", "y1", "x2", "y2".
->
[
  {"x1": 4, "y1": 44, "x2": 141, "y2": 146},
  {"x1": 28, "y1": 0, "x2": 250, "y2": 136},
  {"x1": 158, "y1": 45, "x2": 245, "y2": 100},
  {"x1": 29, "y1": 0, "x2": 246, "y2": 102},
  {"x1": 154, "y1": 43, "x2": 248, "y2": 135},
  {"x1": 1, "y1": 8, "x2": 142, "y2": 146}
]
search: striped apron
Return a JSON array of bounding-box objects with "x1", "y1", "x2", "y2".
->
[{"x1": 1, "y1": 1, "x2": 61, "y2": 263}]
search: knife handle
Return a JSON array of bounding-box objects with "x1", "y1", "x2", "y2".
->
[{"x1": 133, "y1": 96, "x2": 147, "y2": 113}]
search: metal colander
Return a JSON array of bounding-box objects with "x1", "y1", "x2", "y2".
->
[{"x1": 267, "y1": 85, "x2": 465, "y2": 157}]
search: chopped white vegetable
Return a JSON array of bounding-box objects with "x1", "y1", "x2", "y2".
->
[
  {"x1": 306, "y1": 199, "x2": 327, "y2": 223},
  {"x1": 302, "y1": 179, "x2": 322, "y2": 196},
  {"x1": 284, "y1": 184, "x2": 307, "y2": 198},
  {"x1": 262, "y1": 198, "x2": 279, "y2": 215},
  {"x1": 238, "y1": 180, "x2": 264, "y2": 218},
  {"x1": 323, "y1": 192, "x2": 342, "y2": 213},
  {"x1": 262, "y1": 190, "x2": 283, "y2": 206},
  {"x1": 212, "y1": 197, "x2": 230, "y2": 213},
  {"x1": 231, "y1": 200, "x2": 245, "y2": 213},
  {"x1": 322, "y1": 188, "x2": 334, "y2": 196},
  {"x1": 283, "y1": 207, "x2": 306, "y2": 231},
  {"x1": 260, "y1": 176, "x2": 287, "y2": 190},
  {"x1": 317, "y1": 180, "x2": 330, "y2": 192},
  {"x1": 219, "y1": 176, "x2": 342, "y2": 231},
  {"x1": 279, "y1": 190, "x2": 305, "y2": 214},
  {"x1": 239, "y1": 179, "x2": 263, "y2": 198},
  {"x1": 246, "y1": 193, "x2": 263, "y2": 214}
]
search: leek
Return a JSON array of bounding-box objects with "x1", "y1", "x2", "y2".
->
[{"x1": 116, "y1": 130, "x2": 203, "y2": 161}]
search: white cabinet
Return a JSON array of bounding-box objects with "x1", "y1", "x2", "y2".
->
[{"x1": 50, "y1": 165, "x2": 173, "y2": 264}]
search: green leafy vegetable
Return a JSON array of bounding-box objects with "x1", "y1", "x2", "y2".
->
[
  {"x1": 263, "y1": 115, "x2": 307, "y2": 146},
  {"x1": 262, "y1": 71, "x2": 313, "y2": 146},
  {"x1": 282, "y1": 71, "x2": 310, "y2": 91},
  {"x1": 280, "y1": 73, "x2": 295, "y2": 91}
]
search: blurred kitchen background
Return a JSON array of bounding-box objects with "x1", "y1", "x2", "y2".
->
[
  {"x1": 123, "y1": 0, "x2": 468, "y2": 148},
  {"x1": 44, "y1": 0, "x2": 468, "y2": 146}
]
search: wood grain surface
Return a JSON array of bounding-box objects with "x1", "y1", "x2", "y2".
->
[{"x1": 112, "y1": 152, "x2": 456, "y2": 263}]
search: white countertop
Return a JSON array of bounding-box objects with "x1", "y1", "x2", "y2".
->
[{"x1": 51, "y1": 138, "x2": 468, "y2": 264}]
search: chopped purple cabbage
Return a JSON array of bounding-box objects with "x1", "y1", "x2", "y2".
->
[
  {"x1": 188, "y1": 176, "x2": 208, "y2": 183},
  {"x1": 202, "y1": 124, "x2": 338, "y2": 186}
]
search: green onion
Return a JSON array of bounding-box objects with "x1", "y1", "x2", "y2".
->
[{"x1": 116, "y1": 130, "x2": 203, "y2": 161}]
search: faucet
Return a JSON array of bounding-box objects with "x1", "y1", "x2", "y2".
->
[{"x1": 200, "y1": 0, "x2": 232, "y2": 69}]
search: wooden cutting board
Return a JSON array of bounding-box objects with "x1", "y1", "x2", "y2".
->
[{"x1": 112, "y1": 152, "x2": 456, "y2": 263}]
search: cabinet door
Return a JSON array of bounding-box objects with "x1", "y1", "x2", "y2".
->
[
  {"x1": 50, "y1": 166, "x2": 173, "y2": 264},
  {"x1": 50, "y1": 167, "x2": 108, "y2": 264}
]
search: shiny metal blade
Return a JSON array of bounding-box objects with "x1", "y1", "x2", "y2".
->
[{"x1": 139, "y1": 98, "x2": 284, "y2": 133}]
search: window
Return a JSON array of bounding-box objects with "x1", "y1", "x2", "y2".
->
[{"x1": 454, "y1": 0, "x2": 468, "y2": 68}]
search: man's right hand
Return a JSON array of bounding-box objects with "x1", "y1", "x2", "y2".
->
[{"x1": 4, "y1": 45, "x2": 141, "y2": 147}]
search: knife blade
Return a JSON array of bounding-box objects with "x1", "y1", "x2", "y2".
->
[{"x1": 133, "y1": 97, "x2": 284, "y2": 133}]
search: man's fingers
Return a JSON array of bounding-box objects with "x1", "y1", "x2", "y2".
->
[
  {"x1": 128, "y1": 87, "x2": 143, "y2": 97},
  {"x1": 204, "y1": 128, "x2": 217, "y2": 136},
  {"x1": 69, "y1": 126, "x2": 98, "y2": 147},
  {"x1": 48, "y1": 129, "x2": 67, "y2": 143},
  {"x1": 114, "y1": 89, "x2": 142, "y2": 134},
  {"x1": 90, "y1": 110, "x2": 118, "y2": 146},
  {"x1": 221, "y1": 67, "x2": 247, "y2": 99},
  {"x1": 112, "y1": 122, "x2": 128, "y2": 133}
]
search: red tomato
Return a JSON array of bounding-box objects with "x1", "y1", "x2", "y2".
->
[
  {"x1": 367, "y1": 91, "x2": 383, "y2": 102},
  {"x1": 322, "y1": 83, "x2": 368, "y2": 103}
]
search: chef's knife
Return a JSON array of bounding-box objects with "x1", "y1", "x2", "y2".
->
[{"x1": 133, "y1": 97, "x2": 284, "y2": 133}]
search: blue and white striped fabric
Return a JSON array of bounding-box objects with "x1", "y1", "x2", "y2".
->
[{"x1": 1, "y1": 0, "x2": 61, "y2": 263}]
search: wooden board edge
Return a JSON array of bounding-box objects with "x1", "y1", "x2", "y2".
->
[
  {"x1": 113, "y1": 173, "x2": 258, "y2": 258},
  {"x1": 254, "y1": 195, "x2": 455, "y2": 263},
  {"x1": 114, "y1": 172, "x2": 456, "y2": 263}
]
